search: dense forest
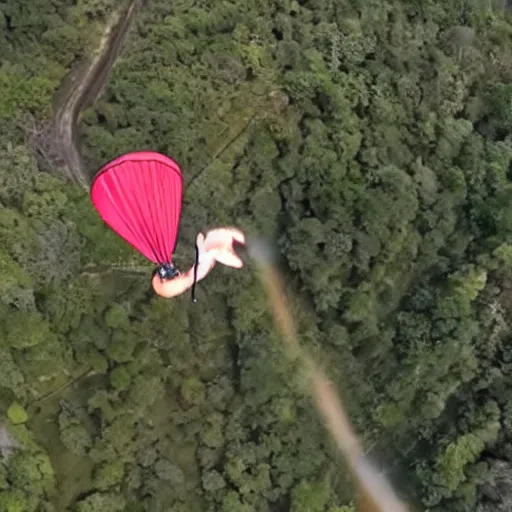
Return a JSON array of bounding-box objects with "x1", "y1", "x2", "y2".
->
[{"x1": 1, "y1": 0, "x2": 512, "y2": 510}]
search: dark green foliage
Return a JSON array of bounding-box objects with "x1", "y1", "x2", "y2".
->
[{"x1": 1, "y1": 0, "x2": 512, "y2": 511}]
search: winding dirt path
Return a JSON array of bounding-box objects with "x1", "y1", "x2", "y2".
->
[{"x1": 52, "y1": 0, "x2": 142, "y2": 188}]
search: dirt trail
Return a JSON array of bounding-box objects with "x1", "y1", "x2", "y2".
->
[{"x1": 52, "y1": 0, "x2": 142, "y2": 188}]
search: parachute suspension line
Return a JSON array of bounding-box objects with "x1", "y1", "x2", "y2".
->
[
  {"x1": 184, "y1": 110, "x2": 259, "y2": 192},
  {"x1": 191, "y1": 242, "x2": 199, "y2": 303}
]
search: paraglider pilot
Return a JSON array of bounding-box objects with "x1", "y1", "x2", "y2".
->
[{"x1": 152, "y1": 227, "x2": 245, "y2": 300}]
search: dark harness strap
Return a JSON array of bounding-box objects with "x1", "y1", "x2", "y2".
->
[{"x1": 191, "y1": 242, "x2": 199, "y2": 303}]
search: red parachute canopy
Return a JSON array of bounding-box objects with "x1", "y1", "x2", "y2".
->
[{"x1": 91, "y1": 151, "x2": 183, "y2": 264}]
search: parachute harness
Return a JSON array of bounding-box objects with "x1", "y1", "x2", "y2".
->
[{"x1": 156, "y1": 262, "x2": 180, "y2": 280}]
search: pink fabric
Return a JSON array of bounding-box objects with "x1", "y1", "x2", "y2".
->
[{"x1": 91, "y1": 151, "x2": 183, "y2": 264}]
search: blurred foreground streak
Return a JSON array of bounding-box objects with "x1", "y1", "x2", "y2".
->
[{"x1": 246, "y1": 238, "x2": 410, "y2": 512}]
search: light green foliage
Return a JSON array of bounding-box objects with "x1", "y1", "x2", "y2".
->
[
  {"x1": 105, "y1": 330, "x2": 137, "y2": 363},
  {"x1": 0, "y1": 70, "x2": 55, "y2": 119},
  {"x1": 3, "y1": 311, "x2": 51, "y2": 349},
  {"x1": 329, "y1": 505, "x2": 356, "y2": 512},
  {"x1": 93, "y1": 460, "x2": 124, "y2": 490},
  {"x1": 0, "y1": 490, "x2": 30, "y2": 512},
  {"x1": 78, "y1": 348, "x2": 108, "y2": 373},
  {"x1": 290, "y1": 481, "x2": 330, "y2": 512},
  {"x1": 0, "y1": 350, "x2": 25, "y2": 396},
  {"x1": 74, "y1": 492, "x2": 125, "y2": 512},
  {"x1": 154, "y1": 459, "x2": 184, "y2": 484},
  {"x1": 1, "y1": 424, "x2": 56, "y2": 510},
  {"x1": 58, "y1": 406, "x2": 94, "y2": 456},
  {"x1": 22, "y1": 174, "x2": 69, "y2": 222},
  {"x1": 0, "y1": 145, "x2": 40, "y2": 209},
  {"x1": 200, "y1": 412, "x2": 224, "y2": 449},
  {"x1": 221, "y1": 491, "x2": 255, "y2": 512},
  {"x1": 202, "y1": 469, "x2": 226, "y2": 492},
  {"x1": 0, "y1": 251, "x2": 34, "y2": 310},
  {"x1": 449, "y1": 265, "x2": 488, "y2": 302},
  {"x1": 109, "y1": 366, "x2": 131, "y2": 391},
  {"x1": 437, "y1": 434, "x2": 485, "y2": 492},
  {"x1": 7, "y1": 403, "x2": 28, "y2": 425},
  {"x1": 41, "y1": 24, "x2": 86, "y2": 67},
  {"x1": 73, "y1": 0, "x2": 117, "y2": 19},
  {"x1": 104, "y1": 304, "x2": 130, "y2": 331},
  {"x1": 180, "y1": 377, "x2": 205, "y2": 407},
  {"x1": 88, "y1": 391, "x2": 115, "y2": 423},
  {"x1": 102, "y1": 414, "x2": 135, "y2": 455},
  {"x1": 493, "y1": 242, "x2": 512, "y2": 273},
  {"x1": 60, "y1": 424, "x2": 93, "y2": 456},
  {"x1": 126, "y1": 375, "x2": 164, "y2": 414},
  {"x1": 0, "y1": 208, "x2": 37, "y2": 272}
]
